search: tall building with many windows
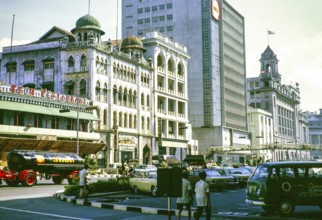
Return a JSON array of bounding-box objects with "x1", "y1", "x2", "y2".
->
[{"x1": 122, "y1": 0, "x2": 248, "y2": 157}]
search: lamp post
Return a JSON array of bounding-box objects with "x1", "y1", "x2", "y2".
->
[{"x1": 60, "y1": 105, "x2": 98, "y2": 155}]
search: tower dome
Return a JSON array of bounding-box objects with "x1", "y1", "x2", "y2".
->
[
  {"x1": 76, "y1": 14, "x2": 101, "y2": 28},
  {"x1": 121, "y1": 35, "x2": 146, "y2": 52},
  {"x1": 72, "y1": 14, "x2": 104, "y2": 35}
]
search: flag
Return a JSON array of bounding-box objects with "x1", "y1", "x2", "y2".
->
[{"x1": 268, "y1": 30, "x2": 275, "y2": 35}]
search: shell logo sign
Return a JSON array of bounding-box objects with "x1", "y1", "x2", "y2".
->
[{"x1": 36, "y1": 155, "x2": 46, "y2": 164}]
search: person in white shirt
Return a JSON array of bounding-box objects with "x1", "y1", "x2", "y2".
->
[
  {"x1": 79, "y1": 164, "x2": 88, "y2": 199},
  {"x1": 194, "y1": 171, "x2": 211, "y2": 220},
  {"x1": 176, "y1": 171, "x2": 193, "y2": 220}
]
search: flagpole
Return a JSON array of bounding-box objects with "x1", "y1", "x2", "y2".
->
[
  {"x1": 9, "y1": 14, "x2": 15, "y2": 84},
  {"x1": 267, "y1": 29, "x2": 269, "y2": 45}
]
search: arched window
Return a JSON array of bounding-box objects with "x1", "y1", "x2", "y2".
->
[
  {"x1": 129, "y1": 114, "x2": 133, "y2": 128},
  {"x1": 123, "y1": 88, "x2": 128, "y2": 106},
  {"x1": 80, "y1": 79, "x2": 86, "y2": 97},
  {"x1": 147, "y1": 95, "x2": 150, "y2": 108},
  {"x1": 141, "y1": 93, "x2": 145, "y2": 109},
  {"x1": 113, "y1": 111, "x2": 117, "y2": 127},
  {"x1": 96, "y1": 81, "x2": 100, "y2": 101},
  {"x1": 80, "y1": 54, "x2": 87, "y2": 70},
  {"x1": 119, "y1": 112, "x2": 123, "y2": 127},
  {"x1": 157, "y1": 54, "x2": 165, "y2": 71},
  {"x1": 113, "y1": 85, "x2": 117, "y2": 104},
  {"x1": 103, "y1": 83, "x2": 108, "y2": 102},
  {"x1": 178, "y1": 63, "x2": 184, "y2": 78},
  {"x1": 68, "y1": 56, "x2": 74, "y2": 68},
  {"x1": 118, "y1": 86, "x2": 122, "y2": 105},
  {"x1": 134, "y1": 115, "x2": 137, "y2": 129},
  {"x1": 124, "y1": 113, "x2": 128, "y2": 128},
  {"x1": 147, "y1": 117, "x2": 150, "y2": 131},
  {"x1": 168, "y1": 58, "x2": 175, "y2": 74},
  {"x1": 141, "y1": 116, "x2": 145, "y2": 130},
  {"x1": 133, "y1": 91, "x2": 137, "y2": 108},
  {"x1": 103, "y1": 109, "x2": 108, "y2": 126}
]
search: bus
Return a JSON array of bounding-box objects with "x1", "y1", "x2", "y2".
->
[{"x1": 246, "y1": 161, "x2": 322, "y2": 215}]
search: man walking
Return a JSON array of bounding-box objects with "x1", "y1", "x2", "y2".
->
[
  {"x1": 194, "y1": 171, "x2": 211, "y2": 220},
  {"x1": 177, "y1": 171, "x2": 193, "y2": 220},
  {"x1": 79, "y1": 164, "x2": 89, "y2": 199}
]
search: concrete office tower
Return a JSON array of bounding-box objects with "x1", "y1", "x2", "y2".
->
[{"x1": 122, "y1": 0, "x2": 248, "y2": 157}]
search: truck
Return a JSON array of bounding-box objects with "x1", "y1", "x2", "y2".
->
[{"x1": 0, "y1": 150, "x2": 85, "y2": 187}]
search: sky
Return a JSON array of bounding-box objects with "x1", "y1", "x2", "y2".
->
[{"x1": 0, "y1": 0, "x2": 321, "y2": 112}]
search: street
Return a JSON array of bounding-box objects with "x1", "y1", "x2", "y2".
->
[{"x1": 1, "y1": 179, "x2": 322, "y2": 219}]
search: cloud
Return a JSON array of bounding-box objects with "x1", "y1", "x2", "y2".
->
[{"x1": 0, "y1": 38, "x2": 31, "y2": 52}]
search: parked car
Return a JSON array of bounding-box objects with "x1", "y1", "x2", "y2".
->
[
  {"x1": 106, "y1": 163, "x2": 122, "y2": 174},
  {"x1": 129, "y1": 170, "x2": 158, "y2": 196},
  {"x1": 226, "y1": 168, "x2": 251, "y2": 187},
  {"x1": 188, "y1": 168, "x2": 229, "y2": 190},
  {"x1": 213, "y1": 168, "x2": 239, "y2": 188}
]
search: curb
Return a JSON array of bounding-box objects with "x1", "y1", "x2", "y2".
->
[{"x1": 54, "y1": 192, "x2": 195, "y2": 217}]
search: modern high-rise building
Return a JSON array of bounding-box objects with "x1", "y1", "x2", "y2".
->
[{"x1": 122, "y1": 0, "x2": 249, "y2": 158}]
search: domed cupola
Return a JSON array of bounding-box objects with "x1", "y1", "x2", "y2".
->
[
  {"x1": 121, "y1": 35, "x2": 146, "y2": 53},
  {"x1": 71, "y1": 14, "x2": 105, "y2": 44},
  {"x1": 76, "y1": 14, "x2": 101, "y2": 29}
]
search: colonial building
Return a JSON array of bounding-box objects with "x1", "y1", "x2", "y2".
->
[
  {"x1": 122, "y1": 0, "x2": 249, "y2": 157},
  {"x1": 305, "y1": 109, "x2": 322, "y2": 160},
  {"x1": 246, "y1": 46, "x2": 310, "y2": 161},
  {"x1": 0, "y1": 14, "x2": 190, "y2": 165}
]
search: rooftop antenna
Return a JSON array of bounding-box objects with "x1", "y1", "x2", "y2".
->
[
  {"x1": 88, "y1": 0, "x2": 91, "y2": 14},
  {"x1": 9, "y1": 14, "x2": 15, "y2": 84},
  {"x1": 116, "y1": 0, "x2": 119, "y2": 50}
]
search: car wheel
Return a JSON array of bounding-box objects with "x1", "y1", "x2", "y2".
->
[
  {"x1": 278, "y1": 199, "x2": 294, "y2": 215},
  {"x1": 133, "y1": 186, "x2": 139, "y2": 194},
  {"x1": 151, "y1": 186, "x2": 157, "y2": 197},
  {"x1": 22, "y1": 172, "x2": 37, "y2": 186},
  {"x1": 262, "y1": 206, "x2": 276, "y2": 214}
]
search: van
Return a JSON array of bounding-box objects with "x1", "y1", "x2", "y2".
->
[{"x1": 246, "y1": 161, "x2": 322, "y2": 215}]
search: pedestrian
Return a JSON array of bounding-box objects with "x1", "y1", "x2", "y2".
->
[
  {"x1": 177, "y1": 171, "x2": 193, "y2": 220},
  {"x1": 78, "y1": 164, "x2": 89, "y2": 199},
  {"x1": 194, "y1": 171, "x2": 211, "y2": 220}
]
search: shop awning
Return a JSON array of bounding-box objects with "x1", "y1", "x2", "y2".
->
[
  {"x1": 0, "y1": 101, "x2": 53, "y2": 115},
  {"x1": 23, "y1": 83, "x2": 36, "y2": 88},
  {"x1": 0, "y1": 101, "x2": 99, "y2": 121},
  {"x1": 183, "y1": 155, "x2": 206, "y2": 165}
]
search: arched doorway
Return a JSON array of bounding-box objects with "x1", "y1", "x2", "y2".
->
[{"x1": 143, "y1": 145, "x2": 150, "y2": 164}]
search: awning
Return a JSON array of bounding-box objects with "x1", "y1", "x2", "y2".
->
[
  {"x1": 0, "y1": 101, "x2": 53, "y2": 115},
  {"x1": 183, "y1": 155, "x2": 206, "y2": 165},
  {"x1": 41, "y1": 81, "x2": 54, "y2": 87},
  {"x1": 64, "y1": 80, "x2": 74, "y2": 87},
  {"x1": 23, "y1": 83, "x2": 36, "y2": 88},
  {"x1": 0, "y1": 101, "x2": 99, "y2": 121},
  {"x1": 0, "y1": 137, "x2": 105, "y2": 161}
]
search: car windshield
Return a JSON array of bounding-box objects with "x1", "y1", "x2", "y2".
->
[{"x1": 250, "y1": 165, "x2": 269, "y2": 180}]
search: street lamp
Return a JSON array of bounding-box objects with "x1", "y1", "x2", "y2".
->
[{"x1": 60, "y1": 105, "x2": 98, "y2": 155}]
